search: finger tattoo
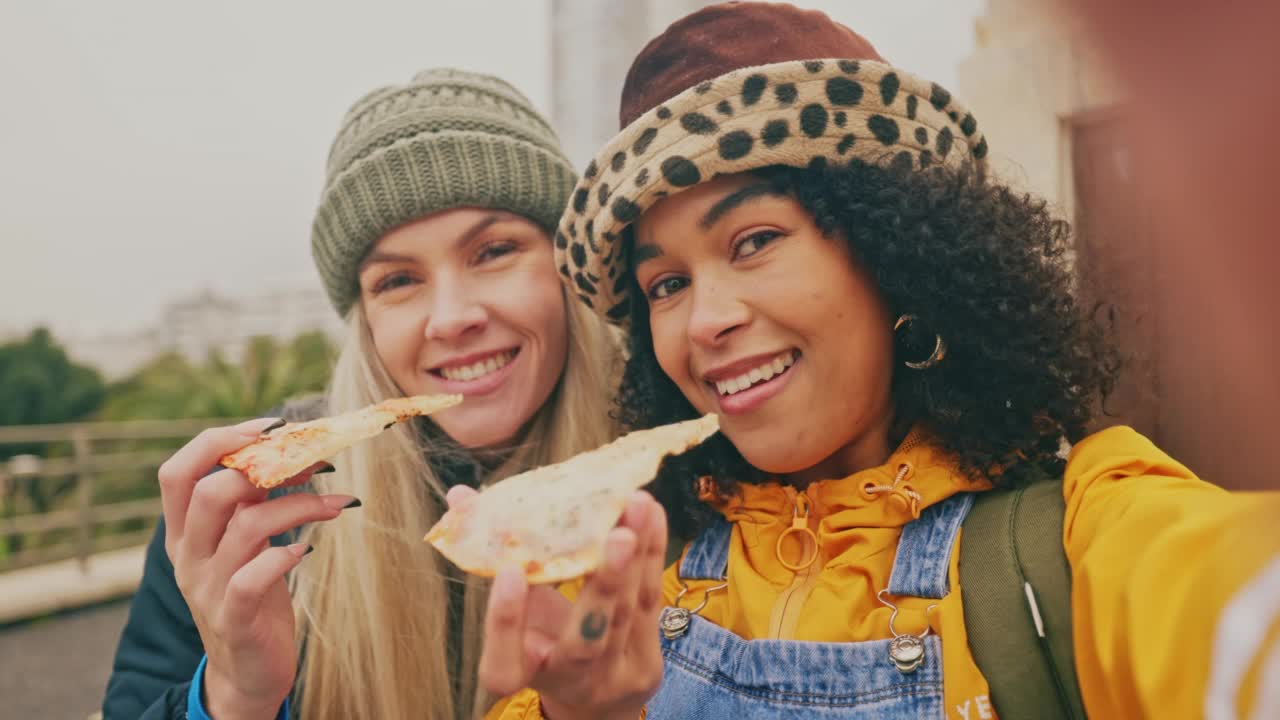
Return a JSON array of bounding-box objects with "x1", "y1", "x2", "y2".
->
[{"x1": 581, "y1": 612, "x2": 608, "y2": 642}]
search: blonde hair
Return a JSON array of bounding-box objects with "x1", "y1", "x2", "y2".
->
[{"x1": 290, "y1": 286, "x2": 619, "y2": 720}]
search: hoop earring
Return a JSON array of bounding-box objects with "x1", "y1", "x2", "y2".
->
[{"x1": 894, "y1": 314, "x2": 947, "y2": 370}]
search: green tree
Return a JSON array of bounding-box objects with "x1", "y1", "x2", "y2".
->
[
  {"x1": 0, "y1": 328, "x2": 106, "y2": 435},
  {"x1": 0, "y1": 328, "x2": 107, "y2": 554},
  {"x1": 101, "y1": 331, "x2": 337, "y2": 420}
]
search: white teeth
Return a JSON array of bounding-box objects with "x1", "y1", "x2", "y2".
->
[
  {"x1": 440, "y1": 350, "x2": 515, "y2": 381},
  {"x1": 714, "y1": 351, "x2": 797, "y2": 396}
]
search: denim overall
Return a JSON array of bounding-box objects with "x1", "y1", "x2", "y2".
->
[{"x1": 646, "y1": 493, "x2": 975, "y2": 719}]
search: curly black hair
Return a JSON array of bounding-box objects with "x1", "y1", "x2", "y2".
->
[{"x1": 616, "y1": 159, "x2": 1120, "y2": 539}]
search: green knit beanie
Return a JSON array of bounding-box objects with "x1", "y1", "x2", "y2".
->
[{"x1": 311, "y1": 68, "x2": 577, "y2": 316}]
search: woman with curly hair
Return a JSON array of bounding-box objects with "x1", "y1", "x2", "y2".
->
[{"x1": 473, "y1": 3, "x2": 1280, "y2": 719}]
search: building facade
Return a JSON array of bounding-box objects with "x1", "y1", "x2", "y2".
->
[
  {"x1": 63, "y1": 285, "x2": 342, "y2": 379},
  {"x1": 958, "y1": 0, "x2": 1260, "y2": 489}
]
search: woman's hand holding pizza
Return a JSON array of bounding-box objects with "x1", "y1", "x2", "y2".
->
[
  {"x1": 450, "y1": 486, "x2": 667, "y2": 720},
  {"x1": 158, "y1": 418, "x2": 358, "y2": 719}
]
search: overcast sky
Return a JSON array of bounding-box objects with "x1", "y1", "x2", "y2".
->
[{"x1": 0, "y1": 0, "x2": 984, "y2": 340}]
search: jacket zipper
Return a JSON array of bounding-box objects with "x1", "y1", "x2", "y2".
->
[{"x1": 768, "y1": 489, "x2": 824, "y2": 640}]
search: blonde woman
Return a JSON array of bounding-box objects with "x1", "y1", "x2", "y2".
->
[{"x1": 102, "y1": 68, "x2": 619, "y2": 720}]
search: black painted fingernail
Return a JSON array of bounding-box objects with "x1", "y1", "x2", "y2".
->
[
  {"x1": 314, "y1": 463, "x2": 336, "y2": 474},
  {"x1": 344, "y1": 498, "x2": 362, "y2": 509},
  {"x1": 261, "y1": 419, "x2": 286, "y2": 434},
  {"x1": 304, "y1": 544, "x2": 315, "y2": 556}
]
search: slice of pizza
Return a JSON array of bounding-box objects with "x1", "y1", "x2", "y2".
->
[
  {"x1": 425, "y1": 414, "x2": 720, "y2": 584},
  {"x1": 221, "y1": 394, "x2": 462, "y2": 489}
]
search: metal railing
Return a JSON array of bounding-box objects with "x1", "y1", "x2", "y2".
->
[{"x1": 0, "y1": 418, "x2": 235, "y2": 572}]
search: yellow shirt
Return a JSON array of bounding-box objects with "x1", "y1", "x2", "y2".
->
[{"x1": 490, "y1": 426, "x2": 1280, "y2": 719}]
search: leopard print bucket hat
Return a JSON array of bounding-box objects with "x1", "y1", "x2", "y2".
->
[{"x1": 555, "y1": 1, "x2": 989, "y2": 325}]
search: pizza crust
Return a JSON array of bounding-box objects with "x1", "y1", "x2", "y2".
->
[
  {"x1": 425, "y1": 414, "x2": 720, "y2": 583},
  {"x1": 221, "y1": 394, "x2": 462, "y2": 488}
]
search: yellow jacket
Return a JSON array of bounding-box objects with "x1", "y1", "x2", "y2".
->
[{"x1": 490, "y1": 427, "x2": 1280, "y2": 718}]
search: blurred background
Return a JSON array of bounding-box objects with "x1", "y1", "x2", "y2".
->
[{"x1": 0, "y1": 0, "x2": 1253, "y2": 717}]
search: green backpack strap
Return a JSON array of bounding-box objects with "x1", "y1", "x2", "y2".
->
[{"x1": 958, "y1": 480, "x2": 1088, "y2": 719}]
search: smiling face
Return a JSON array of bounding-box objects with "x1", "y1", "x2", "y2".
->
[
  {"x1": 358, "y1": 208, "x2": 569, "y2": 449},
  {"x1": 632, "y1": 173, "x2": 897, "y2": 482}
]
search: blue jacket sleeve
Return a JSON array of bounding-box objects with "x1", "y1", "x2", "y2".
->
[{"x1": 187, "y1": 655, "x2": 289, "y2": 720}]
